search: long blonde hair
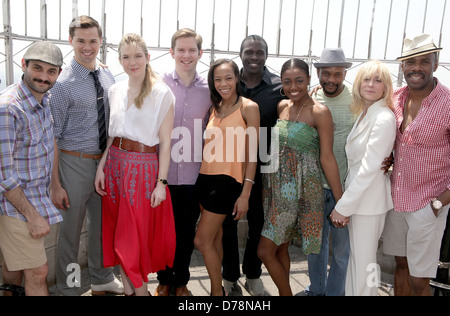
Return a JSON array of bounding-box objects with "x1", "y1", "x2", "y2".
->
[
  {"x1": 119, "y1": 33, "x2": 158, "y2": 109},
  {"x1": 351, "y1": 60, "x2": 394, "y2": 115}
]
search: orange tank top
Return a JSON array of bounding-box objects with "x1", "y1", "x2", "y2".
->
[{"x1": 200, "y1": 103, "x2": 248, "y2": 184}]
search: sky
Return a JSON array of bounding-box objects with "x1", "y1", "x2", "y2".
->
[{"x1": 1, "y1": 0, "x2": 449, "y2": 88}]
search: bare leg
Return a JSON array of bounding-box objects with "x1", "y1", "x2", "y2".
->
[
  {"x1": 410, "y1": 276, "x2": 432, "y2": 296},
  {"x1": 258, "y1": 237, "x2": 292, "y2": 296},
  {"x1": 194, "y1": 209, "x2": 227, "y2": 296},
  {"x1": 393, "y1": 256, "x2": 411, "y2": 296},
  {"x1": 2, "y1": 262, "x2": 24, "y2": 296},
  {"x1": 119, "y1": 266, "x2": 149, "y2": 296},
  {"x1": 23, "y1": 263, "x2": 49, "y2": 296}
]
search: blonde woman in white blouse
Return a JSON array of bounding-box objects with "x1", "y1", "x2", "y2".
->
[
  {"x1": 95, "y1": 34, "x2": 176, "y2": 296},
  {"x1": 330, "y1": 60, "x2": 396, "y2": 296}
]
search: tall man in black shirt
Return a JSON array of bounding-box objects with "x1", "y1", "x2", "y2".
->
[{"x1": 222, "y1": 35, "x2": 285, "y2": 296}]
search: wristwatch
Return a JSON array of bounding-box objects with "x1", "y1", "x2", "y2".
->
[
  {"x1": 432, "y1": 198, "x2": 443, "y2": 211},
  {"x1": 158, "y1": 178, "x2": 168, "y2": 186}
]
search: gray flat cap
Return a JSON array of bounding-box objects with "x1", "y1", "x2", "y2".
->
[{"x1": 23, "y1": 41, "x2": 64, "y2": 68}]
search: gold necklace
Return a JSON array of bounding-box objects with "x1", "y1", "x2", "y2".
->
[
  {"x1": 289, "y1": 96, "x2": 310, "y2": 123},
  {"x1": 218, "y1": 96, "x2": 241, "y2": 119},
  {"x1": 279, "y1": 97, "x2": 311, "y2": 156}
]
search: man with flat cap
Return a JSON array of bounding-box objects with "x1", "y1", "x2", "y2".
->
[
  {"x1": 306, "y1": 48, "x2": 356, "y2": 296},
  {"x1": 0, "y1": 41, "x2": 64, "y2": 296},
  {"x1": 383, "y1": 34, "x2": 450, "y2": 296}
]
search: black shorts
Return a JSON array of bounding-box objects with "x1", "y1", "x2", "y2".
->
[{"x1": 195, "y1": 174, "x2": 243, "y2": 215}]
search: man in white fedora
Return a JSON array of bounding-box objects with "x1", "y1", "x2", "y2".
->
[{"x1": 383, "y1": 33, "x2": 450, "y2": 296}]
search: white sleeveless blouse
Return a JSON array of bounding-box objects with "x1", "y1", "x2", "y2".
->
[{"x1": 108, "y1": 80, "x2": 175, "y2": 147}]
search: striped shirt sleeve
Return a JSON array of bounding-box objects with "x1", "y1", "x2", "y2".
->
[{"x1": 0, "y1": 101, "x2": 22, "y2": 194}]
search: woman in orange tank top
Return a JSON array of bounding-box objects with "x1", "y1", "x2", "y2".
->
[{"x1": 194, "y1": 59, "x2": 260, "y2": 296}]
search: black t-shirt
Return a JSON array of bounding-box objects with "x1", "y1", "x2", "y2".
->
[{"x1": 240, "y1": 68, "x2": 286, "y2": 161}]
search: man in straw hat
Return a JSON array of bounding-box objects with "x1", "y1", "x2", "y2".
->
[
  {"x1": 0, "y1": 41, "x2": 64, "y2": 296},
  {"x1": 304, "y1": 48, "x2": 354, "y2": 296},
  {"x1": 382, "y1": 34, "x2": 450, "y2": 296}
]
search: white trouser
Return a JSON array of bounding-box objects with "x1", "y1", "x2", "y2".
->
[{"x1": 346, "y1": 213, "x2": 387, "y2": 296}]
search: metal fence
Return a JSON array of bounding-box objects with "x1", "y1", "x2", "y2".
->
[{"x1": 1, "y1": 0, "x2": 450, "y2": 89}]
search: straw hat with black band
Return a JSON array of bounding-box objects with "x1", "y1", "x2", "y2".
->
[{"x1": 397, "y1": 34, "x2": 443, "y2": 61}]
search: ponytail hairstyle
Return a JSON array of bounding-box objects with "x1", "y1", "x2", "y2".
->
[{"x1": 118, "y1": 33, "x2": 159, "y2": 109}]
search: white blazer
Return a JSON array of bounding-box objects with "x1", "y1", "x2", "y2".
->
[{"x1": 335, "y1": 100, "x2": 397, "y2": 217}]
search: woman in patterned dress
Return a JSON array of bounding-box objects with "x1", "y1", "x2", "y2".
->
[{"x1": 258, "y1": 59, "x2": 343, "y2": 296}]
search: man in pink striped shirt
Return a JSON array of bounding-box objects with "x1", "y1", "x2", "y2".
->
[{"x1": 383, "y1": 34, "x2": 450, "y2": 296}]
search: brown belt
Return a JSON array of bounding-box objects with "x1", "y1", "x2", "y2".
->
[
  {"x1": 112, "y1": 137, "x2": 157, "y2": 154},
  {"x1": 60, "y1": 150, "x2": 103, "y2": 160}
]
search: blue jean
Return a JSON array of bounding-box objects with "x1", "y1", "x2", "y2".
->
[{"x1": 306, "y1": 189, "x2": 350, "y2": 296}]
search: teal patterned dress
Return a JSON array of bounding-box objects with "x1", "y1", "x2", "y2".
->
[{"x1": 262, "y1": 120, "x2": 324, "y2": 255}]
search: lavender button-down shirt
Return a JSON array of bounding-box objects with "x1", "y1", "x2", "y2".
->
[{"x1": 163, "y1": 72, "x2": 211, "y2": 186}]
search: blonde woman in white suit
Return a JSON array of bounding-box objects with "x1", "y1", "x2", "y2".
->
[{"x1": 330, "y1": 60, "x2": 396, "y2": 296}]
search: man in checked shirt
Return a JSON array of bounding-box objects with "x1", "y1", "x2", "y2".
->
[
  {"x1": 383, "y1": 34, "x2": 450, "y2": 296},
  {"x1": 50, "y1": 16, "x2": 123, "y2": 296},
  {"x1": 0, "y1": 42, "x2": 63, "y2": 296}
]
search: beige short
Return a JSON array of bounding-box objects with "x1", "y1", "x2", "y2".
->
[
  {"x1": 0, "y1": 216, "x2": 47, "y2": 271},
  {"x1": 383, "y1": 204, "x2": 449, "y2": 278}
]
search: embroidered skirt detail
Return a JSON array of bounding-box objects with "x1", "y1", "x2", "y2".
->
[{"x1": 102, "y1": 146, "x2": 176, "y2": 288}]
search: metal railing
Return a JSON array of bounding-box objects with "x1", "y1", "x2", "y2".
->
[
  {"x1": 0, "y1": 0, "x2": 449, "y2": 296},
  {"x1": 1, "y1": 0, "x2": 450, "y2": 89}
]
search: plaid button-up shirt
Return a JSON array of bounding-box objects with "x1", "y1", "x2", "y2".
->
[
  {"x1": 391, "y1": 79, "x2": 450, "y2": 213},
  {"x1": 0, "y1": 79, "x2": 62, "y2": 225}
]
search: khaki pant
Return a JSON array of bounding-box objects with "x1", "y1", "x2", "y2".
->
[
  {"x1": 383, "y1": 205, "x2": 450, "y2": 278},
  {"x1": 0, "y1": 216, "x2": 47, "y2": 271}
]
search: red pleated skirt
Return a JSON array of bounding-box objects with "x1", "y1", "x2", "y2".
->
[{"x1": 102, "y1": 146, "x2": 176, "y2": 289}]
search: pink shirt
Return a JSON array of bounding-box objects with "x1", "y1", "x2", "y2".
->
[
  {"x1": 391, "y1": 79, "x2": 450, "y2": 213},
  {"x1": 163, "y1": 72, "x2": 211, "y2": 186}
]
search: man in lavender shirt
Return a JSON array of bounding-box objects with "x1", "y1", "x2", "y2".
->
[{"x1": 155, "y1": 29, "x2": 211, "y2": 297}]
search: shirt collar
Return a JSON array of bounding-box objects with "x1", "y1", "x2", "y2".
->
[
  {"x1": 399, "y1": 78, "x2": 442, "y2": 105},
  {"x1": 71, "y1": 57, "x2": 98, "y2": 79},
  {"x1": 427, "y1": 78, "x2": 443, "y2": 103},
  {"x1": 18, "y1": 78, "x2": 50, "y2": 109},
  {"x1": 240, "y1": 67, "x2": 272, "y2": 87},
  {"x1": 171, "y1": 71, "x2": 201, "y2": 87}
]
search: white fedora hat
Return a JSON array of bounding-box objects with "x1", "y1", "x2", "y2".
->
[{"x1": 398, "y1": 34, "x2": 442, "y2": 61}]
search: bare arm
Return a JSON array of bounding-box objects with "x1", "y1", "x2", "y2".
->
[
  {"x1": 314, "y1": 104, "x2": 343, "y2": 203},
  {"x1": 314, "y1": 103, "x2": 348, "y2": 227},
  {"x1": 434, "y1": 189, "x2": 450, "y2": 216},
  {"x1": 151, "y1": 102, "x2": 175, "y2": 208},
  {"x1": 50, "y1": 140, "x2": 70, "y2": 210},
  {"x1": 94, "y1": 137, "x2": 114, "y2": 196},
  {"x1": 3, "y1": 187, "x2": 50, "y2": 239},
  {"x1": 233, "y1": 99, "x2": 260, "y2": 221}
]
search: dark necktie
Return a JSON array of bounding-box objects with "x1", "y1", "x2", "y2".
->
[{"x1": 92, "y1": 70, "x2": 107, "y2": 152}]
